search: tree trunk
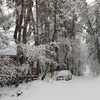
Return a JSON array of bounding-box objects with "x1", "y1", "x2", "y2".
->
[
  {"x1": 35, "y1": 0, "x2": 40, "y2": 46},
  {"x1": 41, "y1": 64, "x2": 50, "y2": 80},
  {"x1": 52, "y1": 0, "x2": 57, "y2": 42},
  {"x1": 14, "y1": 0, "x2": 33, "y2": 64},
  {"x1": 96, "y1": 37, "x2": 100, "y2": 64}
]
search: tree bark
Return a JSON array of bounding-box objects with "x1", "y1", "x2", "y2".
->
[
  {"x1": 52, "y1": 0, "x2": 57, "y2": 42},
  {"x1": 41, "y1": 64, "x2": 50, "y2": 80},
  {"x1": 35, "y1": 0, "x2": 40, "y2": 46}
]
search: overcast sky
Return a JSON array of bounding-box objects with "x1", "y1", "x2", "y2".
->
[{"x1": 86, "y1": 0, "x2": 95, "y2": 4}]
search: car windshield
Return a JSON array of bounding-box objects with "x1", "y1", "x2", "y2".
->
[{"x1": 58, "y1": 76, "x2": 64, "y2": 78}]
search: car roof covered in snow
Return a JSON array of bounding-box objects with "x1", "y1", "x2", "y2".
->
[{"x1": 57, "y1": 70, "x2": 71, "y2": 76}]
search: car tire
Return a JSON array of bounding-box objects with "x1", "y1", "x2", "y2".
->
[
  {"x1": 70, "y1": 76, "x2": 72, "y2": 79},
  {"x1": 56, "y1": 78, "x2": 59, "y2": 81},
  {"x1": 65, "y1": 78, "x2": 69, "y2": 81}
]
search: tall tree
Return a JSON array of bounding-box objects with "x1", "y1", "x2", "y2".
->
[{"x1": 13, "y1": 0, "x2": 34, "y2": 65}]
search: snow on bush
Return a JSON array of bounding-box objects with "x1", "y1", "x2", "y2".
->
[
  {"x1": 0, "y1": 56, "x2": 17, "y2": 86},
  {"x1": 0, "y1": 32, "x2": 9, "y2": 49},
  {"x1": 17, "y1": 42, "x2": 59, "y2": 72},
  {"x1": 0, "y1": 40, "x2": 72, "y2": 86}
]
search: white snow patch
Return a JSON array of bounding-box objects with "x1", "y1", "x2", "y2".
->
[
  {"x1": 0, "y1": 76, "x2": 100, "y2": 100},
  {"x1": 0, "y1": 44, "x2": 17, "y2": 56}
]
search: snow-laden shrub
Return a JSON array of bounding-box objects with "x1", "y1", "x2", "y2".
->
[
  {"x1": 0, "y1": 56, "x2": 30, "y2": 86},
  {"x1": 0, "y1": 40, "x2": 72, "y2": 86},
  {"x1": 16, "y1": 43, "x2": 59, "y2": 73},
  {"x1": 19, "y1": 64, "x2": 30, "y2": 75},
  {"x1": 0, "y1": 33, "x2": 9, "y2": 49},
  {"x1": 0, "y1": 56, "x2": 17, "y2": 86}
]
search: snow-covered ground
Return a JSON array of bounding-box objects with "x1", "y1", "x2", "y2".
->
[{"x1": 0, "y1": 75, "x2": 100, "y2": 100}]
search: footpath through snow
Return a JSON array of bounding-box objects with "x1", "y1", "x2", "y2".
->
[{"x1": 0, "y1": 75, "x2": 100, "y2": 100}]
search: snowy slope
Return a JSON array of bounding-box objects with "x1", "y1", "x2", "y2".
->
[{"x1": 0, "y1": 75, "x2": 100, "y2": 100}]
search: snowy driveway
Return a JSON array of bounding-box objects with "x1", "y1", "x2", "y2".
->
[{"x1": 0, "y1": 76, "x2": 100, "y2": 100}]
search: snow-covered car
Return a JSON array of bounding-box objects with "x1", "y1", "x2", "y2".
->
[{"x1": 56, "y1": 70, "x2": 72, "y2": 81}]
